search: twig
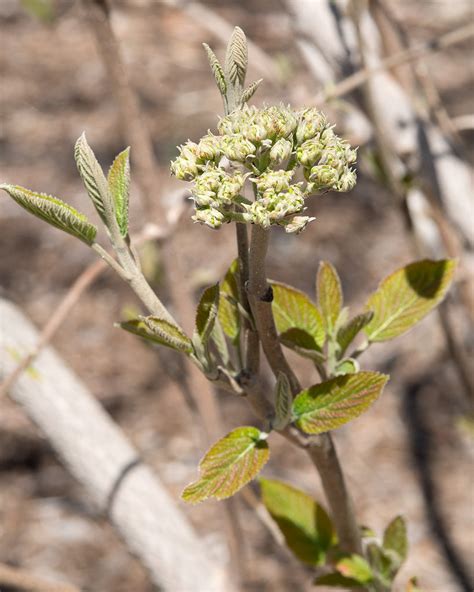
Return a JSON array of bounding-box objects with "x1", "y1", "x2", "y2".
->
[
  {"x1": 0, "y1": 563, "x2": 80, "y2": 592},
  {"x1": 315, "y1": 23, "x2": 474, "y2": 105}
]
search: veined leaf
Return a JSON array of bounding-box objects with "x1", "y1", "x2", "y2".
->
[
  {"x1": 317, "y1": 261, "x2": 342, "y2": 333},
  {"x1": 195, "y1": 283, "x2": 220, "y2": 345},
  {"x1": 203, "y1": 43, "x2": 227, "y2": 96},
  {"x1": 182, "y1": 427, "x2": 269, "y2": 503},
  {"x1": 108, "y1": 147, "x2": 130, "y2": 237},
  {"x1": 240, "y1": 79, "x2": 263, "y2": 105},
  {"x1": 260, "y1": 478, "x2": 333, "y2": 565},
  {"x1": 225, "y1": 26, "x2": 248, "y2": 86},
  {"x1": 75, "y1": 132, "x2": 110, "y2": 223},
  {"x1": 337, "y1": 554, "x2": 374, "y2": 584},
  {"x1": 219, "y1": 259, "x2": 240, "y2": 341},
  {"x1": 383, "y1": 515, "x2": 408, "y2": 563},
  {"x1": 337, "y1": 311, "x2": 374, "y2": 358},
  {"x1": 314, "y1": 573, "x2": 365, "y2": 588},
  {"x1": 292, "y1": 372, "x2": 388, "y2": 435},
  {"x1": 0, "y1": 184, "x2": 97, "y2": 245},
  {"x1": 119, "y1": 318, "x2": 193, "y2": 354},
  {"x1": 364, "y1": 259, "x2": 456, "y2": 342},
  {"x1": 279, "y1": 328, "x2": 325, "y2": 363},
  {"x1": 273, "y1": 373, "x2": 292, "y2": 430},
  {"x1": 271, "y1": 281, "x2": 325, "y2": 349}
]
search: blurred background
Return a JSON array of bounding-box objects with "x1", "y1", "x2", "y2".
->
[{"x1": 0, "y1": 0, "x2": 473, "y2": 590}]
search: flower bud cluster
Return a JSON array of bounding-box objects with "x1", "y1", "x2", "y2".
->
[{"x1": 170, "y1": 104, "x2": 357, "y2": 232}]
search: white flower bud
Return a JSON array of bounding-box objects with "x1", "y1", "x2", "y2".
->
[
  {"x1": 269, "y1": 138, "x2": 293, "y2": 165},
  {"x1": 296, "y1": 108, "x2": 328, "y2": 144},
  {"x1": 193, "y1": 207, "x2": 225, "y2": 229},
  {"x1": 253, "y1": 170, "x2": 294, "y2": 193},
  {"x1": 197, "y1": 134, "x2": 222, "y2": 161},
  {"x1": 282, "y1": 215, "x2": 315, "y2": 233},
  {"x1": 221, "y1": 134, "x2": 256, "y2": 162}
]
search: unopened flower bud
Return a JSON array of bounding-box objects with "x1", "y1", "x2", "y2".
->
[
  {"x1": 217, "y1": 171, "x2": 246, "y2": 203},
  {"x1": 269, "y1": 138, "x2": 293, "y2": 165},
  {"x1": 193, "y1": 207, "x2": 225, "y2": 229},
  {"x1": 282, "y1": 215, "x2": 315, "y2": 233},
  {"x1": 309, "y1": 164, "x2": 339, "y2": 189},
  {"x1": 296, "y1": 138, "x2": 324, "y2": 167},
  {"x1": 197, "y1": 134, "x2": 222, "y2": 161},
  {"x1": 296, "y1": 108, "x2": 328, "y2": 144},
  {"x1": 253, "y1": 170, "x2": 294, "y2": 193},
  {"x1": 222, "y1": 134, "x2": 256, "y2": 162},
  {"x1": 336, "y1": 168, "x2": 357, "y2": 192}
]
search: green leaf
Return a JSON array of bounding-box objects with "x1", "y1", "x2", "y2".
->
[
  {"x1": 260, "y1": 478, "x2": 333, "y2": 566},
  {"x1": 335, "y1": 358, "x2": 360, "y2": 376},
  {"x1": 337, "y1": 554, "x2": 374, "y2": 584},
  {"x1": 219, "y1": 259, "x2": 240, "y2": 341},
  {"x1": 279, "y1": 328, "x2": 325, "y2": 363},
  {"x1": 225, "y1": 26, "x2": 248, "y2": 86},
  {"x1": 0, "y1": 184, "x2": 97, "y2": 245},
  {"x1": 240, "y1": 79, "x2": 263, "y2": 105},
  {"x1": 317, "y1": 261, "x2": 343, "y2": 333},
  {"x1": 108, "y1": 147, "x2": 130, "y2": 237},
  {"x1": 273, "y1": 373, "x2": 292, "y2": 430},
  {"x1": 292, "y1": 372, "x2": 389, "y2": 435},
  {"x1": 182, "y1": 427, "x2": 269, "y2": 503},
  {"x1": 383, "y1": 515, "x2": 408, "y2": 563},
  {"x1": 337, "y1": 311, "x2": 374, "y2": 358},
  {"x1": 120, "y1": 317, "x2": 193, "y2": 354},
  {"x1": 314, "y1": 573, "x2": 365, "y2": 588},
  {"x1": 211, "y1": 319, "x2": 230, "y2": 366},
  {"x1": 271, "y1": 281, "x2": 325, "y2": 349},
  {"x1": 203, "y1": 43, "x2": 227, "y2": 96},
  {"x1": 364, "y1": 259, "x2": 457, "y2": 342},
  {"x1": 75, "y1": 132, "x2": 110, "y2": 224},
  {"x1": 195, "y1": 283, "x2": 220, "y2": 345},
  {"x1": 366, "y1": 543, "x2": 394, "y2": 587}
]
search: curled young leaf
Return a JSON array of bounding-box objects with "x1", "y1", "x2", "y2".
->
[
  {"x1": 334, "y1": 358, "x2": 360, "y2": 376},
  {"x1": 203, "y1": 43, "x2": 227, "y2": 96},
  {"x1": 195, "y1": 283, "x2": 220, "y2": 345},
  {"x1": 337, "y1": 554, "x2": 374, "y2": 584},
  {"x1": 108, "y1": 147, "x2": 130, "y2": 237},
  {"x1": 292, "y1": 372, "x2": 389, "y2": 435},
  {"x1": 0, "y1": 184, "x2": 97, "y2": 245},
  {"x1": 317, "y1": 261, "x2": 343, "y2": 334},
  {"x1": 120, "y1": 317, "x2": 193, "y2": 354},
  {"x1": 383, "y1": 515, "x2": 408, "y2": 564},
  {"x1": 273, "y1": 373, "x2": 292, "y2": 430},
  {"x1": 260, "y1": 478, "x2": 334, "y2": 566},
  {"x1": 337, "y1": 311, "x2": 374, "y2": 358},
  {"x1": 271, "y1": 281, "x2": 325, "y2": 349},
  {"x1": 364, "y1": 259, "x2": 457, "y2": 342},
  {"x1": 225, "y1": 26, "x2": 248, "y2": 86},
  {"x1": 75, "y1": 132, "x2": 110, "y2": 224},
  {"x1": 182, "y1": 427, "x2": 269, "y2": 503},
  {"x1": 218, "y1": 259, "x2": 241, "y2": 342},
  {"x1": 240, "y1": 79, "x2": 263, "y2": 105},
  {"x1": 279, "y1": 328, "x2": 325, "y2": 364}
]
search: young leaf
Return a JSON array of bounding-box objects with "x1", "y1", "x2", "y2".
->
[
  {"x1": 240, "y1": 79, "x2": 263, "y2": 105},
  {"x1": 317, "y1": 261, "x2": 342, "y2": 333},
  {"x1": 182, "y1": 427, "x2": 269, "y2": 503},
  {"x1": 108, "y1": 147, "x2": 130, "y2": 237},
  {"x1": 260, "y1": 478, "x2": 334, "y2": 566},
  {"x1": 75, "y1": 132, "x2": 110, "y2": 223},
  {"x1": 314, "y1": 573, "x2": 365, "y2": 588},
  {"x1": 334, "y1": 358, "x2": 360, "y2": 376},
  {"x1": 337, "y1": 311, "x2": 374, "y2": 358},
  {"x1": 225, "y1": 26, "x2": 248, "y2": 86},
  {"x1": 195, "y1": 283, "x2": 220, "y2": 345},
  {"x1": 292, "y1": 372, "x2": 389, "y2": 435},
  {"x1": 211, "y1": 319, "x2": 230, "y2": 366},
  {"x1": 280, "y1": 329, "x2": 326, "y2": 364},
  {"x1": 364, "y1": 259, "x2": 457, "y2": 342},
  {"x1": 120, "y1": 318, "x2": 193, "y2": 354},
  {"x1": 219, "y1": 259, "x2": 240, "y2": 341},
  {"x1": 366, "y1": 543, "x2": 393, "y2": 587},
  {"x1": 202, "y1": 43, "x2": 227, "y2": 96},
  {"x1": 273, "y1": 373, "x2": 292, "y2": 430},
  {"x1": 271, "y1": 281, "x2": 325, "y2": 349},
  {"x1": 0, "y1": 184, "x2": 97, "y2": 245},
  {"x1": 337, "y1": 554, "x2": 374, "y2": 584},
  {"x1": 383, "y1": 515, "x2": 408, "y2": 563}
]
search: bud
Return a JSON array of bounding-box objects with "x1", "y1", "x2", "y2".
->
[
  {"x1": 197, "y1": 134, "x2": 222, "y2": 161},
  {"x1": 253, "y1": 170, "x2": 294, "y2": 193},
  {"x1": 221, "y1": 134, "x2": 256, "y2": 162},
  {"x1": 309, "y1": 164, "x2": 339, "y2": 190},
  {"x1": 269, "y1": 138, "x2": 293, "y2": 165},
  {"x1": 296, "y1": 108, "x2": 328, "y2": 144},
  {"x1": 193, "y1": 207, "x2": 225, "y2": 229},
  {"x1": 296, "y1": 137, "x2": 324, "y2": 167},
  {"x1": 217, "y1": 171, "x2": 247, "y2": 203},
  {"x1": 336, "y1": 168, "x2": 357, "y2": 192},
  {"x1": 282, "y1": 215, "x2": 315, "y2": 233}
]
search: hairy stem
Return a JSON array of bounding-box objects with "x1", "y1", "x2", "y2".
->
[{"x1": 246, "y1": 224, "x2": 363, "y2": 555}]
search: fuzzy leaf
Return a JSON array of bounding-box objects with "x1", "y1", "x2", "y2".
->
[
  {"x1": 120, "y1": 318, "x2": 193, "y2": 354},
  {"x1": 108, "y1": 147, "x2": 130, "y2": 237},
  {"x1": 240, "y1": 79, "x2": 263, "y2": 105},
  {"x1": 182, "y1": 427, "x2": 269, "y2": 503},
  {"x1": 219, "y1": 259, "x2": 240, "y2": 341},
  {"x1": 273, "y1": 373, "x2": 292, "y2": 430},
  {"x1": 195, "y1": 283, "x2": 220, "y2": 345},
  {"x1": 0, "y1": 184, "x2": 97, "y2": 244},
  {"x1": 292, "y1": 372, "x2": 388, "y2": 435},
  {"x1": 364, "y1": 259, "x2": 456, "y2": 342},
  {"x1": 335, "y1": 358, "x2": 359, "y2": 376},
  {"x1": 271, "y1": 281, "x2": 325, "y2": 349},
  {"x1": 260, "y1": 478, "x2": 333, "y2": 566},
  {"x1": 279, "y1": 328, "x2": 325, "y2": 363},
  {"x1": 314, "y1": 573, "x2": 365, "y2": 588},
  {"x1": 75, "y1": 132, "x2": 110, "y2": 223},
  {"x1": 317, "y1": 261, "x2": 343, "y2": 333},
  {"x1": 337, "y1": 311, "x2": 374, "y2": 358},
  {"x1": 202, "y1": 43, "x2": 227, "y2": 96},
  {"x1": 383, "y1": 516, "x2": 408, "y2": 563},
  {"x1": 225, "y1": 26, "x2": 248, "y2": 86},
  {"x1": 337, "y1": 555, "x2": 374, "y2": 583}
]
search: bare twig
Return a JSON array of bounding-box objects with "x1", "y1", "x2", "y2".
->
[
  {"x1": 315, "y1": 23, "x2": 474, "y2": 105},
  {"x1": 0, "y1": 563, "x2": 80, "y2": 592}
]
